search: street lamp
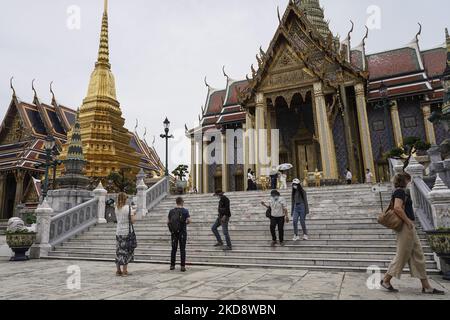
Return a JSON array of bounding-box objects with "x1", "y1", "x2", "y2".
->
[
  {"x1": 160, "y1": 117, "x2": 174, "y2": 176},
  {"x1": 35, "y1": 135, "x2": 62, "y2": 201},
  {"x1": 375, "y1": 81, "x2": 395, "y2": 149}
]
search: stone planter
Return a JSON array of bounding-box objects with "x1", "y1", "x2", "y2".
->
[
  {"x1": 6, "y1": 232, "x2": 37, "y2": 261},
  {"x1": 426, "y1": 230, "x2": 450, "y2": 281}
]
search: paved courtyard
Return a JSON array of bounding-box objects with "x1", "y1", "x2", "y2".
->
[{"x1": 0, "y1": 257, "x2": 448, "y2": 300}]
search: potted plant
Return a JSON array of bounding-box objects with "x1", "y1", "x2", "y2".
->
[
  {"x1": 386, "y1": 137, "x2": 431, "y2": 170},
  {"x1": 6, "y1": 228, "x2": 37, "y2": 261},
  {"x1": 426, "y1": 228, "x2": 450, "y2": 280},
  {"x1": 172, "y1": 165, "x2": 189, "y2": 194}
]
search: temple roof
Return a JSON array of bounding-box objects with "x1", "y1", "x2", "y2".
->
[
  {"x1": 0, "y1": 93, "x2": 164, "y2": 174},
  {"x1": 367, "y1": 47, "x2": 422, "y2": 80}
]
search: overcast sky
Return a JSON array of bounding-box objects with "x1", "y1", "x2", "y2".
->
[{"x1": 0, "y1": 0, "x2": 448, "y2": 172}]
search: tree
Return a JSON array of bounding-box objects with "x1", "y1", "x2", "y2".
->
[
  {"x1": 172, "y1": 165, "x2": 189, "y2": 181},
  {"x1": 386, "y1": 136, "x2": 431, "y2": 170},
  {"x1": 107, "y1": 168, "x2": 136, "y2": 194}
]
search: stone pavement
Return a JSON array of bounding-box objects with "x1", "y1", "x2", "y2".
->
[{"x1": 0, "y1": 258, "x2": 448, "y2": 300}]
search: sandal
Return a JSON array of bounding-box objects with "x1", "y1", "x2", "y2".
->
[
  {"x1": 116, "y1": 271, "x2": 122, "y2": 276},
  {"x1": 122, "y1": 271, "x2": 132, "y2": 277},
  {"x1": 380, "y1": 280, "x2": 399, "y2": 293},
  {"x1": 422, "y1": 288, "x2": 445, "y2": 295}
]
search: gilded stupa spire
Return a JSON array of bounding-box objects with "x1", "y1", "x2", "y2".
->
[
  {"x1": 83, "y1": 0, "x2": 118, "y2": 105},
  {"x1": 97, "y1": 0, "x2": 110, "y2": 68}
]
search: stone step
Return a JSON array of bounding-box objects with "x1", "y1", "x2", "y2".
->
[
  {"x1": 47, "y1": 251, "x2": 438, "y2": 269},
  {"x1": 72, "y1": 233, "x2": 422, "y2": 241},
  {"x1": 51, "y1": 246, "x2": 436, "y2": 261},
  {"x1": 58, "y1": 242, "x2": 434, "y2": 253},
  {"x1": 43, "y1": 255, "x2": 438, "y2": 274}
]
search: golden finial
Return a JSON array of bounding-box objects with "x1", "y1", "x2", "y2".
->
[
  {"x1": 32, "y1": 79, "x2": 38, "y2": 99},
  {"x1": 50, "y1": 81, "x2": 56, "y2": 103},
  {"x1": 222, "y1": 66, "x2": 229, "y2": 80},
  {"x1": 415, "y1": 22, "x2": 422, "y2": 42}
]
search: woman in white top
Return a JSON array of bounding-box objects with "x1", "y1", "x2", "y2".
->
[
  {"x1": 346, "y1": 169, "x2": 353, "y2": 185},
  {"x1": 279, "y1": 171, "x2": 287, "y2": 190},
  {"x1": 366, "y1": 169, "x2": 373, "y2": 184},
  {"x1": 115, "y1": 192, "x2": 136, "y2": 276}
]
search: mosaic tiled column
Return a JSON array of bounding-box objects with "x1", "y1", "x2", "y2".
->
[
  {"x1": 422, "y1": 104, "x2": 437, "y2": 145},
  {"x1": 390, "y1": 100, "x2": 403, "y2": 147},
  {"x1": 313, "y1": 82, "x2": 338, "y2": 179},
  {"x1": 13, "y1": 170, "x2": 24, "y2": 217},
  {"x1": 190, "y1": 137, "x2": 197, "y2": 190},
  {"x1": 354, "y1": 83, "x2": 376, "y2": 179},
  {"x1": 0, "y1": 174, "x2": 5, "y2": 219},
  {"x1": 202, "y1": 137, "x2": 208, "y2": 194}
]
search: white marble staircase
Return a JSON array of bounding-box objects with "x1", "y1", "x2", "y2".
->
[{"x1": 44, "y1": 184, "x2": 440, "y2": 273}]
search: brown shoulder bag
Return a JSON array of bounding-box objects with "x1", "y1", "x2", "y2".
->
[{"x1": 377, "y1": 195, "x2": 404, "y2": 232}]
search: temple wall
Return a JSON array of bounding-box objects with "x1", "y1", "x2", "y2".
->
[
  {"x1": 397, "y1": 100, "x2": 426, "y2": 141},
  {"x1": 432, "y1": 104, "x2": 447, "y2": 145},
  {"x1": 367, "y1": 104, "x2": 395, "y2": 161}
]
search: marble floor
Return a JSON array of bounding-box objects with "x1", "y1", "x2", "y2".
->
[{"x1": 0, "y1": 258, "x2": 448, "y2": 300}]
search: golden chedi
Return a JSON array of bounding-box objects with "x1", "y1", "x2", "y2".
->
[{"x1": 59, "y1": 0, "x2": 140, "y2": 178}]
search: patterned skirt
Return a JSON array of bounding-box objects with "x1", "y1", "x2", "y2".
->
[{"x1": 115, "y1": 235, "x2": 134, "y2": 266}]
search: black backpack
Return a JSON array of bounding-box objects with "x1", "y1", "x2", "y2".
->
[{"x1": 168, "y1": 208, "x2": 184, "y2": 234}]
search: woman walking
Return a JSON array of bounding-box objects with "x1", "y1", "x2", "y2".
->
[
  {"x1": 261, "y1": 190, "x2": 289, "y2": 246},
  {"x1": 115, "y1": 192, "x2": 136, "y2": 277},
  {"x1": 291, "y1": 178, "x2": 309, "y2": 241},
  {"x1": 381, "y1": 173, "x2": 444, "y2": 295}
]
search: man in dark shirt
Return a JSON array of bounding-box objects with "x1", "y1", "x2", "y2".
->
[
  {"x1": 168, "y1": 197, "x2": 191, "y2": 272},
  {"x1": 211, "y1": 190, "x2": 232, "y2": 250}
]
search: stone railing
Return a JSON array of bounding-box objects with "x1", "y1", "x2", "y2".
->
[
  {"x1": 135, "y1": 176, "x2": 169, "y2": 220},
  {"x1": 406, "y1": 157, "x2": 450, "y2": 231},
  {"x1": 30, "y1": 182, "x2": 108, "y2": 258},
  {"x1": 48, "y1": 198, "x2": 98, "y2": 247}
]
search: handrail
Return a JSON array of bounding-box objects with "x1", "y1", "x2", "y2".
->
[
  {"x1": 145, "y1": 177, "x2": 169, "y2": 213},
  {"x1": 49, "y1": 198, "x2": 99, "y2": 247},
  {"x1": 413, "y1": 177, "x2": 435, "y2": 231}
]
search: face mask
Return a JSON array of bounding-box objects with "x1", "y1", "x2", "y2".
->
[
  {"x1": 272, "y1": 196, "x2": 279, "y2": 201},
  {"x1": 293, "y1": 185, "x2": 298, "y2": 190}
]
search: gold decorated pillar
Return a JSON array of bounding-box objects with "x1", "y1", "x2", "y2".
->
[
  {"x1": 255, "y1": 93, "x2": 266, "y2": 178},
  {"x1": 221, "y1": 133, "x2": 228, "y2": 192},
  {"x1": 13, "y1": 170, "x2": 25, "y2": 217},
  {"x1": 0, "y1": 174, "x2": 5, "y2": 219},
  {"x1": 202, "y1": 137, "x2": 208, "y2": 194},
  {"x1": 243, "y1": 113, "x2": 253, "y2": 191},
  {"x1": 354, "y1": 83, "x2": 376, "y2": 178},
  {"x1": 422, "y1": 104, "x2": 437, "y2": 145},
  {"x1": 190, "y1": 137, "x2": 197, "y2": 190},
  {"x1": 313, "y1": 82, "x2": 338, "y2": 179},
  {"x1": 390, "y1": 100, "x2": 403, "y2": 147}
]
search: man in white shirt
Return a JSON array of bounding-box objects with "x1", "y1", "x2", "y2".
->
[
  {"x1": 366, "y1": 169, "x2": 374, "y2": 184},
  {"x1": 346, "y1": 169, "x2": 353, "y2": 185}
]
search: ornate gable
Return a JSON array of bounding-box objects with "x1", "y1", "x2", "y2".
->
[{"x1": 0, "y1": 101, "x2": 30, "y2": 145}]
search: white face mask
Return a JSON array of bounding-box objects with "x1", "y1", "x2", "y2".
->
[
  {"x1": 293, "y1": 185, "x2": 298, "y2": 190},
  {"x1": 272, "y1": 196, "x2": 279, "y2": 201}
]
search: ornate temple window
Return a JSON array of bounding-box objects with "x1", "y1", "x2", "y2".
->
[
  {"x1": 403, "y1": 116, "x2": 417, "y2": 128},
  {"x1": 373, "y1": 120, "x2": 385, "y2": 132}
]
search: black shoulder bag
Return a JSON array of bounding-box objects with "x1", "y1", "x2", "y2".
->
[{"x1": 126, "y1": 205, "x2": 137, "y2": 252}]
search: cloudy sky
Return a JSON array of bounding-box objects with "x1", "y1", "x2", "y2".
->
[{"x1": 0, "y1": 0, "x2": 448, "y2": 172}]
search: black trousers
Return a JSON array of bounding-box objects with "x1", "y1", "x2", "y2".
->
[
  {"x1": 171, "y1": 231, "x2": 187, "y2": 267},
  {"x1": 270, "y1": 216, "x2": 285, "y2": 242}
]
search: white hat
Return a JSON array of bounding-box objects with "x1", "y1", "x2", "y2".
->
[{"x1": 292, "y1": 178, "x2": 301, "y2": 185}]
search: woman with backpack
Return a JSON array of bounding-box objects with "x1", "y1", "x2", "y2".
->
[
  {"x1": 115, "y1": 192, "x2": 136, "y2": 277},
  {"x1": 381, "y1": 173, "x2": 444, "y2": 295},
  {"x1": 261, "y1": 190, "x2": 289, "y2": 246},
  {"x1": 291, "y1": 178, "x2": 309, "y2": 241}
]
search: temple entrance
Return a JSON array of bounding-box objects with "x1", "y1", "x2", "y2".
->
[{"x1": 274, "y1": 92, "x2": 320, "y2": 181}]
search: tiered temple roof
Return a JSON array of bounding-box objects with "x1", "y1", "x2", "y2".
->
[
  {"x1": 0, "y1": 89, "x2": 164, "y2": 176},
  {"x1": 190, "y1": 2, "x2": 448, "y2": 134}
]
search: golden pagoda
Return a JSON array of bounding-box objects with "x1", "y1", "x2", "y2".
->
[{"x1": 59, "y1": 0, "x2": 141, "y2": 178}]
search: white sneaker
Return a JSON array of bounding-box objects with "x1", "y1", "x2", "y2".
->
[
  {"x1": 303, "y1": 235, "x2": 309, "y2": 240},
  {"x1": 292, "y1": 235, "x2": 299, "y2": 241}
]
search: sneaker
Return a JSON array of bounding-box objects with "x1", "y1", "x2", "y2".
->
[
  {"x1": 170, "y1": 265, "x2": 175, "y2": 271},
  {"x1": 271, "y1": 241, "x2": 277, "y2": 247},
  {"x1": 223, "y1": 246, "x2": 232, "y2": 251},
  {"x1": 280, "y1": 241, "x2": 286, "y2": 247},
  {"x1": 214, "y1": 242, "x2": 224, "y2": 247},
  {"x1": 292, "y1": 235, "x2": 299, "y2": 241},
  {"x1": 303, "y1": 235, "x2": 309, "y2": 240},
  {"x1": 181, "y1": 266, "x2": 187, "y2": 272}
]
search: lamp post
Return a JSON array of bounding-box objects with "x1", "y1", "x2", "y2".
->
[
  {"x1": 160, "y1": 117, "x2": 174, "y2": 177},
  {"x1": 375, "y1": 82, "x2": 395, "y2": 150}
]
